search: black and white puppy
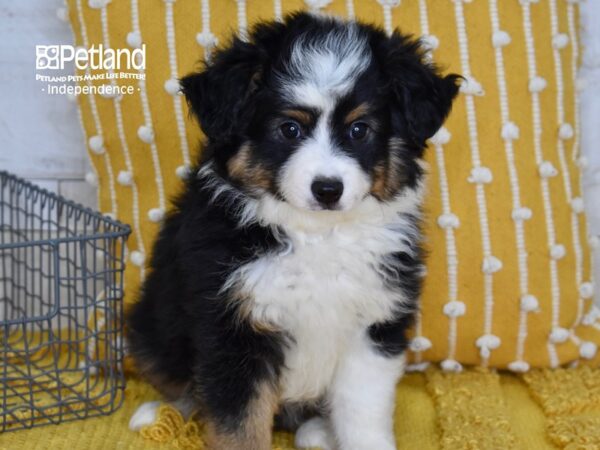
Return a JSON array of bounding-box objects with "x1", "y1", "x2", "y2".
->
[{"x1": 127, "y1": 12, "x2": 459, "y2": 450}]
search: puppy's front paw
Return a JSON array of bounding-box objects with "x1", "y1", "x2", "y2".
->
[
  {"x1": 295, "y1": 417, "x2": 336, "y2": 450},
  {"x1": 129, "y1": 401, "x2": 161, "y2": 431}
]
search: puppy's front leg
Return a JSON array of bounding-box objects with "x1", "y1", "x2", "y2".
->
[
  {"x1": 204, "y1": 381, "x2": 278, "y2": 450},
  {"x1": 193, "y1": 308, "x2": 285, "y2": 450},
  {"x1": 329, "y1": 330, "x2": 405, "y2": 450}
]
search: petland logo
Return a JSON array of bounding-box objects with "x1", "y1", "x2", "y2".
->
[
  {"x1": 36, "y1": 44, "x2": 145, "y2": 71},
  {"x1": 35, "y1": 44, "x2": 146, "y2": 96}
]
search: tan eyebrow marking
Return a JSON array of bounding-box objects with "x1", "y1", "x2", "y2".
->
[
  {"x1": 282, "y1": 109, "x2": 312, "y2": 125},
  {"x1": 344, "y1": 102, "x2": 370, "y2": 124}
]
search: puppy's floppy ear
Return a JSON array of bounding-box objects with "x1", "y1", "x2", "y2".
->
[
  {"x1": 378, "y1": 32, "x2": 461, "y2": 145},
  {"x1": 180, "y1": 38, "x2": 265, "y2": 141}
]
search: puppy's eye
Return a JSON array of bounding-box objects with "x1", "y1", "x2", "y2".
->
[
  {"x1": 280, "y1": 121, "x2": 303, "y2": 140},
  {"x1": 349, "y1": 122, "x2": 369, "y2": 140}
]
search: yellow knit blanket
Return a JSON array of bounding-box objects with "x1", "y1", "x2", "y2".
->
[{"x1": 3, "y1": 367, "x2": 599, "y2": 449}]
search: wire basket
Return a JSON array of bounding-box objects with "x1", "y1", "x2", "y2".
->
[{"x1": 0, "y1": 171, "x2": 130, "y2": 433}]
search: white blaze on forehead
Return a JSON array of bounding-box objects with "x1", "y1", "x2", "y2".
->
[
  {"x1": 282, "y1": 24, "x2": 372, "y2": 104},
  {"x1": 276, "y1": 24, "x2": 374, "y2": 212}
]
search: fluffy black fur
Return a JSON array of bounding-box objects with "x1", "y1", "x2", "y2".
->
[
  {"x1": 127, "y1": 181, "x2": 287, "y2": 430},
  {"x1": 127, "y1": 11, "x2": 459, "y2": 447}
]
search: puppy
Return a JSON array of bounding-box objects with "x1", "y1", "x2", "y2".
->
[{"x1": 127, "y1": 12, "x2": 459, "y2": 450}]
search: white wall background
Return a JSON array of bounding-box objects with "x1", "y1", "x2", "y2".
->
[
  {"x1": 0, "y1": 0, "x2": 95, "y2": 208},
  {"x1": 0, "y1": 0, "x2": 599, "y2": 287},
  {"x1": 580, "y1": 0, "x2": 600, "y2": 301},
  {"x1": 580, "y1": 1, "x2": 600, "y2": 232}
]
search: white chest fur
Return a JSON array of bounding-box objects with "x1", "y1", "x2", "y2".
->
[{"x1": 230, "y1": 193, "x2": 422, "y2": 402}]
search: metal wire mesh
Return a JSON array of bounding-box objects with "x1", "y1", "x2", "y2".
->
[{"x1": 0, "y1": 171, "x2": 130, "y2": 433}]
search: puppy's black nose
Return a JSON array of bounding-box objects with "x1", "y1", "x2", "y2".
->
[{"x1": 311, "y1": 178, "x2": 344, "y2": 207}]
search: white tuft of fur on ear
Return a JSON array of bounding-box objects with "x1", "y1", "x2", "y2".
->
[{"x1": 129, "y1": 401, "x2": 161, "y2": 431}]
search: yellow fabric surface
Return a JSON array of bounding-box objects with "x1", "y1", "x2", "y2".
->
[
  {"x1": 3, "y1": 368, "x2": 600, "y2": 449},
  {"x1": 65, "y1": 0, "x2": 599, "y2": 370},
  {"x1": 426, "y1": 368, "x2": 517, "y2": 449},
  {"x1": 523, "y1": 366, "x2": 600, "y2": 448}
]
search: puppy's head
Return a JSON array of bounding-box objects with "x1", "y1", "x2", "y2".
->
[{"x1": 182, "y1": 13, "x2": 460, "y2": 212}]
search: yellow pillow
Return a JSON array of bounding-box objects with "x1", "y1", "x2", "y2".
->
[{"x1": 67, "y1": 0, "x2": 599, "y2": 371}]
